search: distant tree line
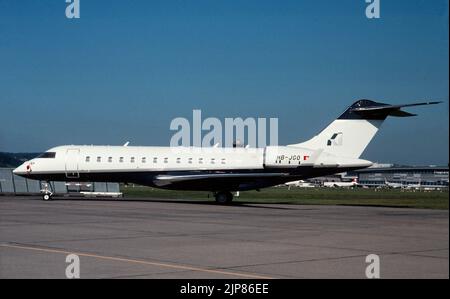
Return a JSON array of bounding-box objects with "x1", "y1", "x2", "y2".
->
[{"x1": 0, "y1": 153, "x2": 39, "y2": 168}]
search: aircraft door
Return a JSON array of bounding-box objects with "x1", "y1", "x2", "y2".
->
[{"x1": 65, "y1": 148, "x2": 80, "y2": 178}]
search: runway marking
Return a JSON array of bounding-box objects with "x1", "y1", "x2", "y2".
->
[{"x1": 0, "y1": 243, "x2": 274, "y2": 279}]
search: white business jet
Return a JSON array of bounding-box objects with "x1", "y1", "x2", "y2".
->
[{"x1": 13, "y1": 100, "x2": 440, "y2": 203}]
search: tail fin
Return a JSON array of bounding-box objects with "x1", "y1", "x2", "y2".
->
[{"x1": 289, "y1": 99, "x2": 441, "y2": 158}]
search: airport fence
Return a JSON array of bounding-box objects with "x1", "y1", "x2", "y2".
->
[{"x1": 0, "y1": 168, "x2": 120, "y2": 196}]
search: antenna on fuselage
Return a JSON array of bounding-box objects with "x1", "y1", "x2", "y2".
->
[{"x1": 123, "y1": 141, "x2": 130, "y2": 147}]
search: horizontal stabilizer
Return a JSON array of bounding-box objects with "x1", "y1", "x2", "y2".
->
[{"x1": 339, "y1": 100, "x2": 442, "y2": 120}]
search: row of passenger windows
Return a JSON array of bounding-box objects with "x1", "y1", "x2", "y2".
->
[{"x1": 85, "y1": 156, "x2": 227, "y2": 164}]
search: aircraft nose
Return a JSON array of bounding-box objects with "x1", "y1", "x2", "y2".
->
[{"x1": 13, "y1": 163, "x2": 28, "y2": 176}]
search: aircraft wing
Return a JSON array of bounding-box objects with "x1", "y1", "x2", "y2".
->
[{"x1": 153, "y1": 172, "x2": 290, "y2": 191}]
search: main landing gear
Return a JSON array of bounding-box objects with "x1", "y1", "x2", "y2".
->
[
  {"x1": 214, "y1": 191, "x2": 233, "y2": 204},
  {"x1": 40, "y1": 182, "x2": 53, "y2": 201}
]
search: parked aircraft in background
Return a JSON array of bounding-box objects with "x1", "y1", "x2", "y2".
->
[
  {"x1": 13, "y1": 99, "x2": 440, "y2": 203},
  {"x1": 384, "y1": 179, "x2": 404, "y2": 189},
  {"x1": 323, "y1": 178, "x2": 359, "y2": 188},
  {"x1": 284, "y1": 180, "x2": 316, "y2": 189},
  {"x1": 403, "y1": 181, "x2": 448, "y2": 191}
]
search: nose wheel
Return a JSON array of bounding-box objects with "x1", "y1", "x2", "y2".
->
[
  {"x1": 40, "y1": 182, "x2": 53, "y2": 201},
  {"x1": 214, "y1": 191, "x2": 233, "y2": 204}
]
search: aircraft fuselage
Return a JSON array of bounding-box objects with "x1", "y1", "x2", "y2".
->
[{"x1": 13, "y1": 145, "x2": 371, "y2": 192}]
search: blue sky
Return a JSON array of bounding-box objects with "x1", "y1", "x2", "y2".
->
[{"x1": 0, "y1": 0, "x2": 448, "y2": 165}]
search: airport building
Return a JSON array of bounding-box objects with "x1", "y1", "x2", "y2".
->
[
  {"x1": 295, "y1": 164, "x2": 449, "y2": 189},
  {"x1": 0, "y1": 168, "x2": 121, "y2": 197},
  {"x1": 354, "y1": 165, "x2": 449, "y2": 188}
]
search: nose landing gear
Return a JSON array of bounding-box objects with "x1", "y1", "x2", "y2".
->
[{"x1": 40, "y1": 182, "x2": 53, "y2": 201}]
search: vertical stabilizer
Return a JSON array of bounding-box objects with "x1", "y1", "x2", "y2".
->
[{"x1": 288, "y1": 99, "x2": 441, "y2": 158}]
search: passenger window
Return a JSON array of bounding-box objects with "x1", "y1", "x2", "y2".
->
[
  {"x1": 221, "y1": 158, "x2": 226, "y2": 164},
  {"x1": 108, "y1": 157, "x2": 112, "y2": 163},
  {"x1": 131, "y1": 157, "x2": 135, "y2": 163},
  {"x1": 85, "y1": 156, "x2": 90, "y2": 162},
  {"x1": 176, "y1": 158, "x2": 181, "y2": 164},
  {"x1": 119, "y1": 157, "x2": 124, "y2": 163},
  {"x1": 97, "y1": 156, "x2": 101, "y2": 162},
  {"x1": 188, "y1": 158, "x2": 193, "y2": 164},
  {"x1": 211, "y1": 158, "x2": 215, "y2": 164},
  {"x1": 164, "y1": 158, "x2": 168, "y2": 164},
  {"x1": 199, "y1": 158, "x2": 203, "y2": 164},
  {"x1": 153, "y1": 157, "x2": 157, "y2": 163},
  {"x1": 142, "y1": 157, "x2": 146, "y2": 163}
]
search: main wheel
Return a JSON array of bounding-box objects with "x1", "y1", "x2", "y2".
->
[
  {"x1": 43, "y1": 194, "x2": 52, "y2": 201},
  {"x1": 215, "y1": 191, "x2": 233, "y2": 204}
]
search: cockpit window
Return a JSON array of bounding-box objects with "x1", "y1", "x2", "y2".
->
[{"x1": 37, "y1": 152, "x2": 56, "y2": 158}]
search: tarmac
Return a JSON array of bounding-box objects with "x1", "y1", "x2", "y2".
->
[{"x1": 0, "y1": 196, "x2": 448, "y2": 279}]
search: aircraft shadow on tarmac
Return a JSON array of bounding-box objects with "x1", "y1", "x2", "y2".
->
[{"x1": 17, "y1": 195, "x2": 302, "y2": 210}]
